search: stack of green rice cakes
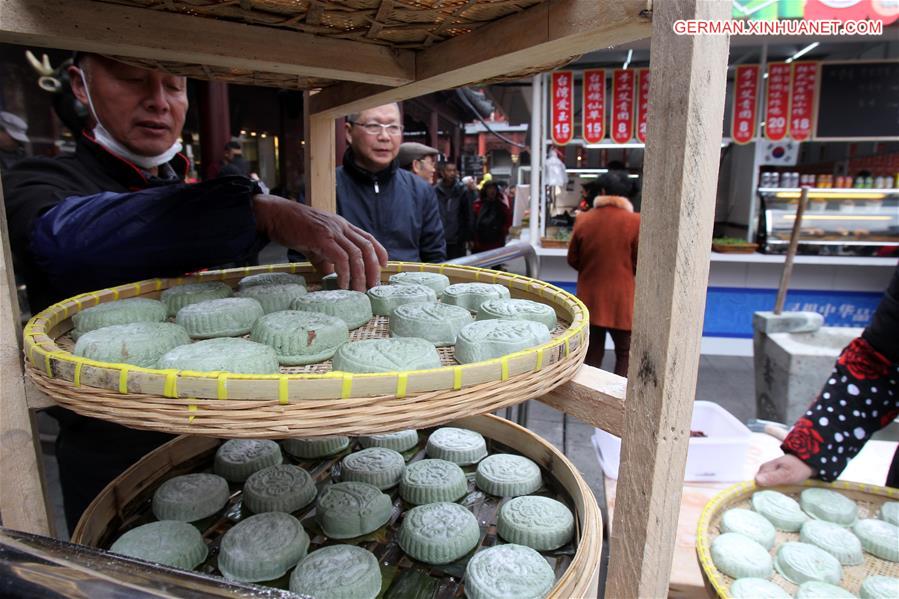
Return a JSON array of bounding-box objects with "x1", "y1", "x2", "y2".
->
[
  {"x1": 69, "y1": 272, "x2": 561, "y2": 377},
  {"x1": 105, "y1": 426, "x2": 578, "y2": 598},
  {"x1": 709, "y1": 487, "x2": 899, "y2": 598}
]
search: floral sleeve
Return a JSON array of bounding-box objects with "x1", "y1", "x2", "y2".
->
[{"x1": 781, "y1": 337, "x2": 899, "y2": 481}]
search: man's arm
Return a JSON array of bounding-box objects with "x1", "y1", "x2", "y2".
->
[{"x1": 418, "y1": 186, "x2": 447, "y2": 263}]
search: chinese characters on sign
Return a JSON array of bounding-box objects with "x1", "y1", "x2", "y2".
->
[
  {"x1": 765, "y1": 62, "x2": 792, "y2": 141},
  {"x1": 611, "y1": 69, "x2": 635, "y2": 144},
  {"x1": 551, "y1": 71, "x2": 574, "y2": 145},
  {"x1": 789, "y1": 62, "x2": 818, "y2": 142},
  {"x1": 731, "y1": 64, "x2": 760, "y2": 145},
  {"x1": 635, "y1": 69, "x2": 650, "y2": 144},
  {"x1": 582, "y1": 69, "x2": 605, "y2": 144}
]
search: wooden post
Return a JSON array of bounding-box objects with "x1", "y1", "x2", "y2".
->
[
  {"x1": 303, "y1": 90, "x2": 336, "y2": 212},
  {"x1": 774, "y1": 186, "x2": 810, "y2": 314},
  {"x1": 606, "y1": 1, "x2": 730, "y2": 597},
  {"x1": 0, "y1": 178, "x2": 54, "y2": 536}
]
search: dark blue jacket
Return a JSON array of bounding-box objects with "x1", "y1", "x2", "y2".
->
[
  {"x1": 336, "y1": 149, "x2": 446, "y2": 263},
  {"x1": 3, "y1": 134, "x2": 263, "y2": 312}
]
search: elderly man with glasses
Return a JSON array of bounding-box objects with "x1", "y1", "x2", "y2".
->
[{"x1": 338, "y1": 103, "x2": 446, "y2": 263}]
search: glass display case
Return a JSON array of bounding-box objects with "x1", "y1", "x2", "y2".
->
[{"x1": 758, "y1": 187, "x2": 899, "y2": 256}]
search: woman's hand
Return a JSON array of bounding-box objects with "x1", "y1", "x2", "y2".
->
[{"x1": 755, "y1": 454, "x2": 814, "y2": 487}]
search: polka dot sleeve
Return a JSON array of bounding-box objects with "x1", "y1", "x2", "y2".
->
[{"x1": 781, "y1": 337, "x2": 899, "y2": 482}]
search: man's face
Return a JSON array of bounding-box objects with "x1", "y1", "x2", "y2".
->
[
  {"x1": 442, "y1": 163, "x2": 458, "y2": 185},
  {"x1": 413, "y1": 154, "x2": 436, "y2": 184},
  {"x1": 70, "y1": 56, "x2": 187, "y2": 157},
  {"x1": 345, "y1": 104, "x2": 402, "y2": 172}
]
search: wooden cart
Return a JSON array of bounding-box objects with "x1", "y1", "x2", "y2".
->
[{"x1": 0, "y1": 1, "x2": 731, "y2": 597}]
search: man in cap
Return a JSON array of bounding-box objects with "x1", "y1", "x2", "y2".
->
[
  {"x1": 433, "y1": 161, "x2": 474, "y2": 259},
  {"x1": 3, "y1": 53, "x2": 387, "y2": 530},
  {"x1": 0, "y1": 111, "x2": 29, "y2": 171},
  {"x1": 338, "y1": 103, "x2": 445, "y2": 262},
  {"x1": 397, "y1": 141, "x2": 438, "y2": 184}
]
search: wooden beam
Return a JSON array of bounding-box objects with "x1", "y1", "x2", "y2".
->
[
  {"x1": 0, "y1": 0, "x2": 415, "y2": 86},
  {"x1": 0, "y1": 176, "x2": 54, "y2": 537},
  {"x1": 605, "y1": 1, "x2": 731, "y2": 597},
  {"x1": 303, "y1": 91, "x2": 337, "y2": 213},
  {"x1": 310, "y1": 0, "x2": 651, "y2": 117},
  {"x1": 538, "y1": 365, "x2": 626, "y2": 436}
]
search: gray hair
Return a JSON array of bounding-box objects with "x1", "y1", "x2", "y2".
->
[{"x1": 346, "y1": 102, "x2": 401, "y2": 123}]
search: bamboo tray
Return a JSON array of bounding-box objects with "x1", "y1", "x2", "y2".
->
[
  {"x1": 696, "y1": 479, "x2": 899, "y2": 598},
  {"x1": 72, "y1": 414, "x2": 603, "y2": 599},
  {"x1": 23, "y1": 262, "x2": 588, "y2": 438}
]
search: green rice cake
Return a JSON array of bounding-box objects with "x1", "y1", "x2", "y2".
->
[
  {"x1": 218, "y1": 512, "x2": 309, "y2": 582},
  {"x1": 398, "y1": 502, "x2": 479, "y2": 565},
  {"x1": 72, "y1": 298, "x2": 166, "y2": 339},
  {"x1": 853, "y1": 519, "x2": 899, "y2": 562},
  {"x1": 425, "y1": 427, "x2": 487, "y2": 465},
  {"x1": 389, "y1": 302, "x2": 474, "y2": 346},
  {"x1": 242, "y1": 464, "x2": 317, "y2": 514},
  {"x1": 316, "y1": 482, "x2": 392, "y2": 539},
  {"x1": 289, "y1": 544, "x2": 381, "y2": 599},
  {"x1": 283, "y1": 436, "x2": 350, "y2": 459},
  {"x1": 236, "y1": 283, "x2": 308, "y2": 314},
  {"x1": 800, "y1": 519, "x2": 863, "y2": 565},
  {"x1": 152, "y1": 473, "x2": 230, "y2": 522},
  {"x1": 720, "y1": 508, "x2": 777, "y2": 550},
  {"x1": 795, "y1": 581, "x2": 857, "y2": 599},
  {"x1": 476, "y1": 298, "x2": 558, "y2": 330},
  {"x1": 497, "y1": 495, "x2": 574, "y2": 551},
  {"x1": 110, "y1": 520, "x2": 207, "y2": 570},
  {"x1": 331, "y1": 337, "x2": 441, "y2": 373},
  {"x1": 160, "y1": 281, "x2": 232, "y2": 316},
  {"x1": 366, "y1": 284, "x2": 437, "y2": 316},
  {"x1": 475, "y1": 454, "x2": 543, "y2": 497},
  {"x1": 358, "y1": 429, "x2": 419, "y2": 452},
  {"x1": 213, "y1": 439, "x2": 282, "y2": 483},
  {"x1": 710, "y1": 532, "x2": 773, "y2": 579},
  {"x1": 388, "y1": 271, "x2": 450, "y2": 296},
  {"x1": 878, "y1": 501, "x2": 899, "y2": 526},
  {"x1": 774, "y1": 541, "x2": 842, "y2": 585},
  {"x1": 441, "y1": 283, "x2": 510, "y2": 311},
  {"x1": 454, "y1": 319, "x2": 551, "y2": 364},
  {"x1": 291, "y1": 290, "x2": 372, "y2": 329},
  {"x1": 250, "y1": 310, "x2": 349, "y2": 365},
  {"x1": 238, "y1": 272, "x2": 306, "y2": 290},
  {"x1": 729, "y1": 578, "x2": 790, "y2": 599},
  {"x1": 399, "y1": 459, "x2": 468, "y2": 505},
  {"x1": 751, "y1": 490, "x2": 810, "y2": 532},
  {"x1": 860, "y1": 575, "x2": 899, "y2": 599},
  {"x1": 800, "y1": 488, "x2": 858, "y2": 527},
  {"x1": 157, "y1": 338, "x2": 280, "y2": 374},
  {"x1": 74, "y1": 322, "x2": 190, "y2": 368},
  {"x1": 175, "y1": 297, "x2": 264, "y2": 338},
  {"x1": 340, "y1": 447, "x2": 405, "y2": 490},
  {"x1": 464, "y1": 544, "x2": 555, "y2": 599}
]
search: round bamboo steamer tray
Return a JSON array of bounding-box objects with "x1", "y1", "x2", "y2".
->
[
  {"x1": 24, "y1": 262, "x2": 588, "y2": 438},
  {"x1": 696, "y1": 479, "x2": 899, "y2": 598},
  {"x1": 73, "y1": 414, "x2": 602, "y2": 598}
]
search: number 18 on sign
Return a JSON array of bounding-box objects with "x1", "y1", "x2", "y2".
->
[{"x1": 551, "y1": 71, "x2": 574, "y2": 145}]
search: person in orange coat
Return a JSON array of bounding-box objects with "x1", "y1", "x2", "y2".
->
[{"x1": 566, "y1": 172, "x2": 640, "y2": 376}]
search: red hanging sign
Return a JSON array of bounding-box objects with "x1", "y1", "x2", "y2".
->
[
  {"x1": 611, "y1": 69, "x2": 635, "y2": 144},
  {"x1": 731, "y1": 64, "x2": 760, "y2": 145},
  {"x1": 789, "y1": 61, "x2": 818, "y2": 142},
  {"x1": 765, "y1": 62, "x2": 791, "y2": 141},
  {"x1": 635, "y1": 69, "x2": 650, "y2": 144},
  {"x1": 550, "y1": 71, "x2": 574, "y2": 145},
  {"x1": 582, "y1": 69, "x2": 605, "y2": 144}
]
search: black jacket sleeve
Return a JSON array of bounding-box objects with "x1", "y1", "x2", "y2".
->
[
  {"x1": 29, "y1": 177, "x2": 263, "y2": 294},
  {"x1": 418, "y1": 184, "x2": 447, "y2": 263}
]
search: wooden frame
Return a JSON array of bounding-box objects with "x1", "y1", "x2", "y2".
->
[{"x1": 0, "y1": 1, "x2": 731, "y2": 597}]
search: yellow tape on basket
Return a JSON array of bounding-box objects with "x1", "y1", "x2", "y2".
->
[
  {"x1": 453, "y1": 366, "x2": 463, "y2": 390},
  {"x1": 74, "y1": 361, "x2": 83, "y2": 387},
  {"x1": 279, "y1": 375, "x2": 289, "y2": 405},
  {"x1": 188, "y1": 404, "x2": 197, "y2": 423},
  {"x1": 163, "y1": 371, "x2": 178, "y2": 399},
  {"x1": 341, "y1": 374, "x2": 353, "y2": 399},
  {"x1": 535, "y1": 348, "x2": 544, "y2": 370},
  {"x1": 217, "y1": 373, "x2": 229, "y2": 400},
  {"x1": 396, "y1": 373, "x2": 408, "y2": 398},
  {"x1": 500, "y1": 356, "x2": 510, "y2": 381},
  {"x1": 119, "y1": 367, "x2": 130, "y2": 394}
]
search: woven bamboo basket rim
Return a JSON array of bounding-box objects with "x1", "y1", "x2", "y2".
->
[
  {"x1": 72, "y1": 414, "x2": 602, "y2": 598},
  {"x1": 696, "y1": 479, "x2": 899, "y2": 599},
  {"x1": 23, "y1": 262, "x2": 588, "y2": 437}
]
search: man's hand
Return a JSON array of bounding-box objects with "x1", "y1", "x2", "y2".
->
[
  {"x1": 253, "y1": 195, "x2": 388, "y2": 291},
  {"x1": 755, "y1": 454, "x2": 814, "y2": 487}
]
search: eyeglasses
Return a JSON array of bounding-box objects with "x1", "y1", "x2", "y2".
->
[{"x1": 350, "y1": 121, "x2": 404, "y2": 136}]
